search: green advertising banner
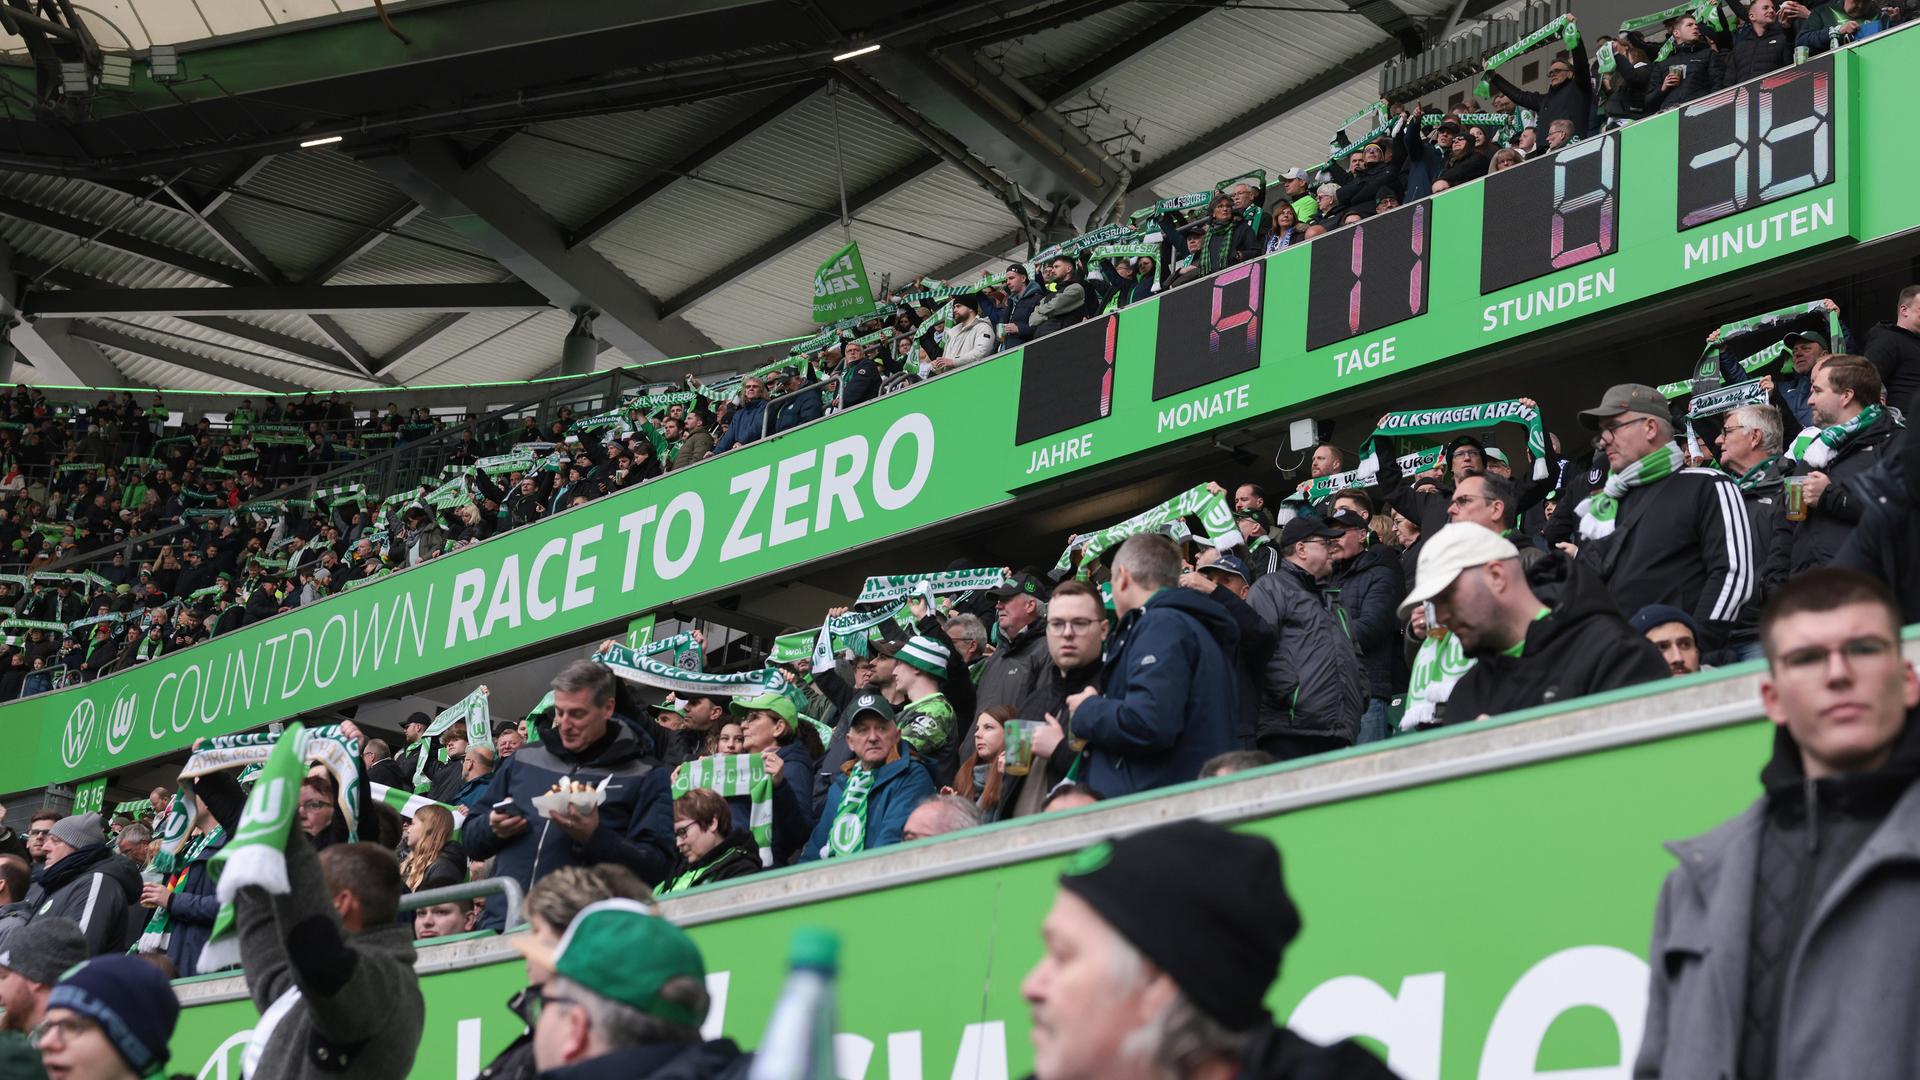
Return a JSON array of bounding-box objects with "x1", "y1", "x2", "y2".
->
[
  {"x1": 6, "y1": 40, "x2": 1916, "y2": 799},
  {"x1": 165, "y1": 711, "x2": 1771, "y2": 1079},
  {"x1": 812, "y1": 240, "x2": 878, "y2": 323}
]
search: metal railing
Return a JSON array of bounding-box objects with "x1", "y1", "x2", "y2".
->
[{"x1": 399, "y1": 875, "x2": 527, "y2": 932}]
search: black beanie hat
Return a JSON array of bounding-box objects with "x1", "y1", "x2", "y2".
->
[{"x1": 1058, "y1": 821, "x2": 1298, "y2": 1030}]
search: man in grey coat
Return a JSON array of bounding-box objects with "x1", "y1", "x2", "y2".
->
[
  {"x1": 1636, "y1": 568, "x2": 1920, "y2": 1079},
  {"x1": 20, "y1": 814, "x2": 140, "y2": 956},
  {"x1": 1245, "y1": 518, "x2": 1365, "y2": 760}
]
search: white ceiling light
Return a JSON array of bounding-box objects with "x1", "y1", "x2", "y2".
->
[
  {"x1": 299, "y1": 135, "x2": 344, "y2": 148},
  {"x1": 832, "y1": 43, "x2": 880, "y2": 62}
]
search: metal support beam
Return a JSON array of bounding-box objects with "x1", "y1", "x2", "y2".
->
[
  {"x1": 159, "y1": 183, "x2": 282, "y2": 284},
  {"x1": 178, "y1": 316, "x2": 359, "y2": 372},
  {"x1": 310, "y1": 314, "x2": 385, "y2": 377},
  {"x1": 376, "y1": 313, "x2": 467, "y2": 376},
  {"x1": 1048, "y1": 6, "x2": 1216, "y2": 100},
  {"x1": 191, "y1": 157, "x2": 275, "y2": 217},
  {"x1": 302, "y1": 201, "x2": 424, "y2": 285},
  {"x1": 26, "y1": 282, "x2": 550, "y2": 318},
  {"x1": 65, "y1": 323, "x2": 311, "y2": 393},
  {"x1": 660, "y1": 156, "x2": 941, "y2": 320},
  {"x1": 370, "y1": 140, "x2": 717, "y2": 363},
  {"x1": 0, "y1": 194, "x2": 256, "y2": 287},
  {"x1": 7, "y1": 320, "x2": 144, "y2": 388},
  {"x1": 566, "y1": 82, "x2": 821, "y2": 250}
]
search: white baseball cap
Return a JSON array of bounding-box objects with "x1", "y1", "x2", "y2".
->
[{"x1": 1396, "y1": 523, "x2": 1521, "y2": 619}]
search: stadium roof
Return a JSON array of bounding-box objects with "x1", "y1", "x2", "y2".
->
[{"x1": 0, "y1": 0, "x2": 1518, "y2": 394}]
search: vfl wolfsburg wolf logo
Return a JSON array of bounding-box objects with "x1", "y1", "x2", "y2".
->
[{"x1": 61, "y1": 689, "x2": 139, "y2": 770}]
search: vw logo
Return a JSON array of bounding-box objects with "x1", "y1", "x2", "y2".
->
[{"x1": 62, "y1": 698, "x2": 95, "y2": 770}]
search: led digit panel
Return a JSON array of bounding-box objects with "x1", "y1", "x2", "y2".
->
[
  {"x1": 1479, "y1": 131, "x2": 1621, "y2": 294},
  {"x1": 1676, "y1": 54, "x2": 1833, "y2": 230},
  {"x1": 1152, "y1": 261, "x2": 1263, "y2": 400},
  {"x1": 1014, "y1": 313, "x2": 1117, "y2": 445},
  {"x1": 1306, "y1": 203, "x2": 1430, "y2": 351}
]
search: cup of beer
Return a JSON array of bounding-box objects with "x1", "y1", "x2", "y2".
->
[
  {"x1": 1003, "y1": 720, "x2": 1037, "y2": 776},
  {"x1": 1783, "y1": 476, "x2": 1808, "y2": 522}
]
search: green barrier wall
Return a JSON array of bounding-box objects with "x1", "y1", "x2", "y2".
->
[
  {"x1": 169, "y1": 698, "x2": 1771, "y2": 1079},
  {"x1": 8, "y1": 38, "x2": 1915, "y2": 800}
]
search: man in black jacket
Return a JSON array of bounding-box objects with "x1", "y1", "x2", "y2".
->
[
  {"x1": 1181, "y1": 553, "x2": 1278, "y2": 751},
  {"x1": 1489, "y1": 21, "x2": 1594, "y2": 139},
  {"x1": 1401, "y1": 523, "x2": 1667, "y2": 722},
  {"x1": 1770, "y1": 355, "x2": 1905, "y2": 585},
  {"x1": 1328, "y1": 504, "x2": 1404, "y2": 743},
  {"x1": 1719, "y1": 0, "x2": 1798, "y2": 87},
  {"x1": 1645, "y1": 15, "x2": 1720, "y2": 111},
  {"x1": 1715, "y1": 403, "x2": 1789, "y2": 660},
  {"x1": 1863, "y1": 284, "x2": 1920, "y2": 409},
  {"x1": 1245, "y1": 518, "x2": 1365, "y2": 758},
  {"x1": 977, "y1": 572, "x2": 1050, "y2": 714}
]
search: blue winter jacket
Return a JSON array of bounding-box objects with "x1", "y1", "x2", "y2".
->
[
  {"x1": 1069, "y1": 588, "x2": 1241, "y2": 798},
  {"x1": 714, "y1": 399, "x2": 769, "y2": 452},
  {"x1": 725, "y1": 742, "x2": 817, "y2": 865},
  {"x1": 461, "y1": 713, "x2": 675, "y2": 930},
  {"x1": 161, "y1": 832, "x2": 227, "y2": 977},
  {"x1": 799, "y1": 756, "x2": 936, "y2": 862},
  {"x1": 771, "y1": 389, "x2": 824, "y2": 434}
]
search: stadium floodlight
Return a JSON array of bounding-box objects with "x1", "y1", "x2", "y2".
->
[
  {"x1": 299, "y1": 135, "x2": 344, "y2": 148},
  {"x1": 148, "y1": 44, "x2": 182, "y2": 83},
  {"x1": 99, "y1": 55, "x2": 132, "y2": 87},
  {"x1": 832, "y1": 43, "x2": 880, "y2": 62},
  {"x1": 59, "y1": 62, "x2": 91, "y2": 96}
]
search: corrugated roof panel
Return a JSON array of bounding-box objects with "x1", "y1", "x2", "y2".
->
[
  {"x1": 591, "y1": 89, "x2": 927, "y2": 301},
  {"x1": 324, "y1": 311, "x2": 450, "y2": 360},
  {"x1": 217, "y1": 150, "x2": 407, "y2": 281},
  {"x1": 0, "y1": 0, "x2": 379, "y2": 53},
  {"x1": 679, "y1": 162, "x2": 1024, "y2": 349},
  {"x1": 100, "y1": 347, "x2": 281, "y2": 395},
  {"x1": 1149, "y1": 72, "x2": 1387, "y2": 198},
  {"x1": 491, "y1": 89, "x2": 799, "y2": 230},
  {"x1": 383, "y1": 310, "x2": 558, "y2": 385},
  {"x1": 985, "y1": 4, "x2": 1179, "y2": 95},
  {"x1": 0, "y1": 172, "x2": 248, "y2": 282},
  {"x1": 98, "y1": 316, "x2": 373, "y2": 391},
  {"x1": 326, "y1": 232, "x2": 503, "y2": 288}
]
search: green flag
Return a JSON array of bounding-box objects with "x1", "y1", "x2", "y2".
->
[{"x1": 812, "y1": 241, "x2": 878, "y2": 323}]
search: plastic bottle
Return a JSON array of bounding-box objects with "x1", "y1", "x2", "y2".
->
[{"x1": 748, "y1": 928, "x2": 839, "y2": 1080}]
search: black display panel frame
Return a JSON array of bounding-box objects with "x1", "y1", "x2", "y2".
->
[
  {"x1": 1152, "y1": 260, "x2": 1263, "y2": 400},
  {"x1": 1014, "y1": 313, "x2": 1118, "y2": 446},
  {"x1": 1306, "y1": 202, "x2": 1430, "y2": 351},
  {"x1": 1676, "y1": 54, "x2": 1835, "y2": 231},
  {"x1": 1479, "y1": 130, "x2": 1622, "y2": 294}
]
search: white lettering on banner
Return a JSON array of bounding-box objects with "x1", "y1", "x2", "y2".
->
[
  {"x1": 723, "y1": 465, "x2": 770, "y2": 562},
  {"x1": 1026, "y1": 433, "x2": 1093, "y2": 476},
  {"x1": 1156, "y1": 383, "x2": 1252, "y2": 433},
  {"x1": 1682, "y1": 196, "x2": 1836, "y2": 270},
  {"x1": 1334, "y1": 336, "x2": 1397, "y2": 379},
  {"x1": 1481, "y1": 268, "x2": 1617, "y2": 331}
]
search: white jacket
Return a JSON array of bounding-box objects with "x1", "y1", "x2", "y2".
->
[{"x1": 939, "y1": 319, "x2": 998, "y2": 366}]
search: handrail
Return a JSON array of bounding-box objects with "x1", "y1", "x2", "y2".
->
[
  {"x1": 759, "y1": 379, "x2": 830, "y2": 440},
  {"x1": 399, "y1": 875, "x2": 527, "y2": 932}
]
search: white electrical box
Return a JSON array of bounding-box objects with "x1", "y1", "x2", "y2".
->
[{"x1": 1288, "y1": 418, "x2": 1320, "y2": 452}]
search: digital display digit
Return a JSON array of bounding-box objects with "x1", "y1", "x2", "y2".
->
[
  {"x1": 1479, "y1": 131, "x2": 1621, "y2": 294},
  {"x1": 1677, "y1": 55, "x2": 1833, "y2": 230},
  {"x1": 1152, "y1": 261, "x2": 1262, "y2": 400},
  {"x1": 1306, "y1": 203, "x2": 1429, "y2": 352},
  {"x1": 1014, "y1": 313, "x2": 1117, "y2": 445}
]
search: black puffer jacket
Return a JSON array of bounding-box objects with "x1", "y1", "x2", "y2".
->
[
  {"x1": 1720, "y1": 19, "x2": 1797, "y2": 87},
  {"x1": 1864, "y1": 321, "x2": 1920, "y2": 413},
  {"x1": 1770, "y1": 409, "x2": 1905, "y2": 585},
  {"x1": 1444, "y1": 554, "x2": 1671, "y2": 722},
  {"x1": 1332, "y1": 544, "x2": 1405, "y2": 699},
  {"x1": 1245, "y1": 561, "x2": 1366, "y2": 744}
]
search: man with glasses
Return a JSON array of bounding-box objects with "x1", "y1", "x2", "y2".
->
[
  {"x1": 1636, "y1": 569, "x2": 1920, "y2": 1079},
  {"x1": 1569, "y1": 383, "x2": 1756, "y2": 654},
  {"x1": 1715, "y1": 403, "x2": 1788, "y2": 660},
  {"x1": 978, "y1": 572, "x2": 1051, "y2": 715},
  {"x1": 23, "y1": 812, "x2": 56, "y2": 870},
  {"x1": 1246, "y1": 518, "x2": 1366, "y2": 759},
  {"x1": 1486, "y1": 23, "x2": 1594, "y2": 142},
  {"x1": 0, "y1": 917, "x2": 85, "y2": 1074},
  {"x1": 1400, "y1": 523, "x2": 1666, "y2": 723},
  {"x1": 711, "y1": 377, "x2": 769, "y2": 454},
  {"x1": 1017, "y1": 581, "x2": 1107, "y2": 809},
  {"x1": 33, "y1": 954, "x2": 180, "y2": 1080}
]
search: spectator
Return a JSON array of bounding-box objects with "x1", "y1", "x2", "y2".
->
[
  {"x1": 400, "y1": 803, "x2": 467, "y2": 894},
  {"x1": 1200, "y1": 749, "x2": 1276, "y2": 778},
  {"x1": 1636, "y1": 570, "x2": 1920, "y2": 1080},
  {"x1": 1401, "y1": 524, "x2": 1668, "y2": 722},
  {"x1": 712, "y1": 377, "x2": 769, "y2": 454},
  {"x1": 494, "y1": 721, "x2": 526, "y2": 758},
  {"x1": 414, "y1": 898, "x2": 476, "y2": 940},
  {"x1": 1277, "y1": 166, "x2": 1318, "y2": 223},
  {"x1": 35, "y1": 954, "x2": 181, "y2": 1080},
  {"x1": 1064, "y1": 534, "x2": 1240, "y2": 797},
  {"x1": 0, "y1": 854, "x2": 31, "y2": 945},
  {"x1": 1327, "y1": 500, "x2": 1404, "y2": 744},
  {"x1": 476, "y1": 864, "x2": 653, "y2": 1080},
  {"x1": 1020, "y1": 822, "x2": 1396, "y2": 1080},
  {"x1": 943, "y1": 614, "x2": 990, "y2": 680},
  {"x1": 901, "y1": 793, "x2": 982, "y2": 842},
  {"x1": 113, "y1": 822, "x2": 152, "y2": 867},
  {"x1": 1630, "y1": 604, "x2": 1705, "y2": 677},
  {"x1": 0, "y1": 917, "x2": 86, "y2": 1073},
  {"x1": 1011, "y1": 581, "x2": 1106, "y2": 815},
  {"x1": 1862, "y1": 284, "x2": 1920, "y2": 411},
  {"x1": 1772, "y1": 355, "x2": 1904, "y2": 583},
  {"x1": 1041, "y1": 783, "x2": 1102, "y2": 813},
  {"x1": 724, "y1": 691, "x2": 819, "y2": 865},
  {"x1": 999, "y1": 263, "x2": 1045, "y2": 345},
  {"x1": 461, "y1": 659, "x2": 675, "y2": 931},
  {"x1": 978, "y1": 572, "x2": 1050, "y2": 714},
  {"x1": 21, "y1": 814, "x2": 138, "y2": 956},
  {"x1": 137, "y1": 786, "x2": 237, "y2": 979},
  {"x1": 513, "y1": 899, "x2": 747, "y2": 1076},
  {"x1": 1246, "y1": 518, "x2": 1365, "y2": 759},
  {"x1": 23, "y1": 812, "x2": 57, "y2": 870},
  {"x1": 1193, "y1": 194, "x2": 1259, "y2": 277},
  {"x1": 364, "y1": 737, "x2": 410, "y2": 789},
  {"x1": 659, "y1": 789, "x2": 760, "y2": 895},
  {"x1": 1714, "y1": 403, "x2": 1788, "y2": 660},
  {"x1": 1570, "y1": 383, "x2": 1756, "y2": 653},
  {"x1": 838, "y1": 341, "x2": 885, "y2": 409},
  {"x1": 1720, "y1": 0, "x2": 1798, "y2": 87},
  {"x1": 231, "y1": 839, "x2": 424, "y2": 1079},
  {"x1": 1029, "y1": 255, "x2": 1091, "y2": 338},
  {"x1": 1489, "y1": 30, "x2": 1593, "y2": 139},
  {"x1": 802, "y1": 693, "x2": 936, "y2": 861},
  {"x1": 452, "y1": 745, "x2": 499, "y2": 814},
  {"x1": 948, "y1": 706, "x2": 1011, "y2": 823},
  {"x1": 298, "y1": 776, "x2": 340, "y2": 843},
  {"x1": 930, "y1": 294, "x2": 996, "y2": 373},
  {"x1": 1776, "y1": 327, "x2": 1832, "y2": 427},
  {"x1": 670, "y1": 411, "x2": 714, "y2": 470}
]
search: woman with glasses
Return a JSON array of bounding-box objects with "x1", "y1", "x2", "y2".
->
[{"x1": 658, "y1": 788, "x2": 760, "y2": 896}]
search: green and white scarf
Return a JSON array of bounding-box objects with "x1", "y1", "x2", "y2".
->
[
  {"x1": 1363, "y1": 400, "x2": 1551, "y2": 481},
  {"x1": 672, "y1": 754, "x2": 773, "y2": 868},
  {"x1": 1575, "y1": 444, "x2": 1685, "y2": 540},
  {"x1": 135, "y1": 826, "x2": 225, "y2": 953},
  {"x1": 855, "y1": 569, "x2": 1007, "y2": 605},
  {"x1": 592, "y1": 642, "x2": 788, "y2": 698},
  {"x1": 197, "y1": 722, "x2": 363, "y2": 974},
  {"x1": 824, "y1": 765, "x2": 878, "y2": 859},
  {"x1": 1402, "y1": 631, "x2": 1474, "y2": 732},
  {"x1": 1732, "y1": 456, "x2": 1780, "y2": 492},
  {"x1": 1787, "y1": 404, "x2": 1887, "y2": 469},
  {"x1": 1295, "y1": 446, "x2": 1445, "y2": 504},
  {"x1": 1477, "y1": 14, "x2": 1575, "y2": 99},
  {"x1": 1328, "y1": 100, "x2": 1388, "y2": 153},
  {"x1": 1687, "y1": 379, "x2": 1771, "y2": 419},
  {"x1": 1054, "y1": 484, "x2": 1239, "y2": 578},
  {"x1": 416, "y1": 685, "x2": 491, "y2": 791},
  {"x1": 809, "y1": 602, "x2": 911, "y2": 669},
  {"x1": 371, "y1": 783, "x2": 468, "y2": 829}
]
